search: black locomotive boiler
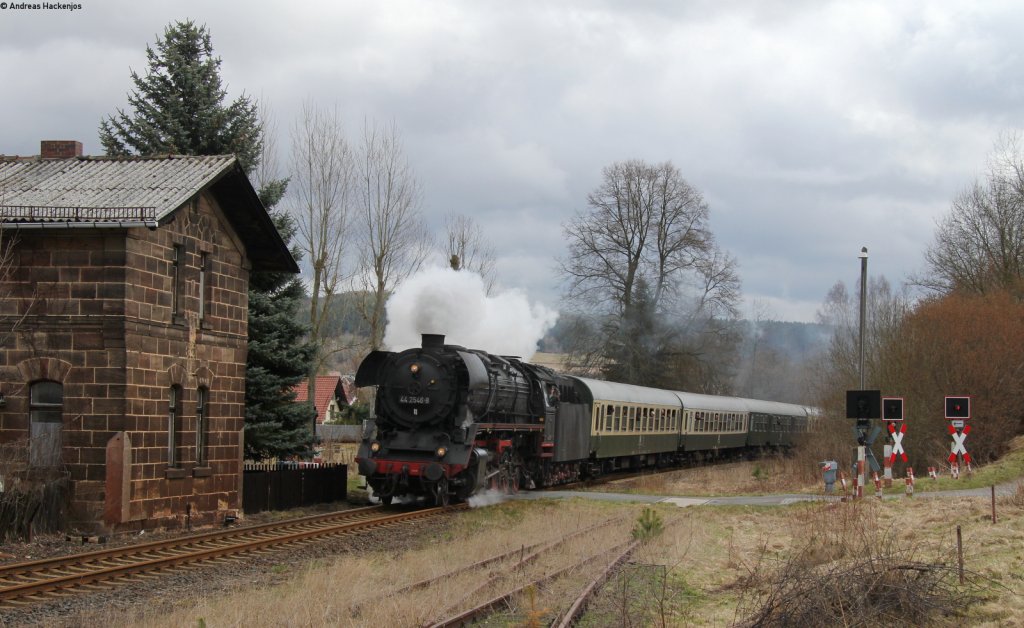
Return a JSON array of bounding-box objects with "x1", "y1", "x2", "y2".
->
[{"x1": 355, "y1": 334, "x2": 810, "y2": 505}]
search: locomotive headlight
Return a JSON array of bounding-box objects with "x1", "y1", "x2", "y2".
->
[
  {"x1": 435, "y1": 446, "x2": 447, "y2": 458},
  {"x1": 410, "y1": 363, "x2": 420, "y2": 375},
  {"x1": 370, "y1": 441, "x2": 381, "y2": 453}
]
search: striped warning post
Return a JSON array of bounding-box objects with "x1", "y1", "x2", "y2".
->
[
  {"x1": 905, "y1": 467, "x2": 914, "y2": 497},
  {"x1": 873, "y1": 472, "x2": 882, "y2": 500}
]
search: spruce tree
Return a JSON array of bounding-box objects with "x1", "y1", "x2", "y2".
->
[
  {"x1": 98, "y1": 20, "x2": 262, "y2": 172},
  {"x1": 246, "y1": 206, "x2": 317, "y2": 460}
]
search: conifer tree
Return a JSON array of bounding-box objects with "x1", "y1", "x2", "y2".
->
[
  {"x1": 245, "y1": 204, "x2": 317, "y2": 460},
  {"x1": 98, "y1": 20, "x2": 262, "y2": 172}
]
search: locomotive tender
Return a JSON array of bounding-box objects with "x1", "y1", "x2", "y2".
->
[{"x1": 355, "y1": 334, "x2": 809, "y2": 505}]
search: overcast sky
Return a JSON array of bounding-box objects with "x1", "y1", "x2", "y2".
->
[{"x1": 2, "y1": 1, "x2": 1021, "y2": 322}]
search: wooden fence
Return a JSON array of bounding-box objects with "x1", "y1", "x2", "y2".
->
[{"x1": 242, "y1": 462, "x2": 347, "y2": 514}]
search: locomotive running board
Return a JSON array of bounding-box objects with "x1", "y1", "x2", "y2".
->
[{"x1": 475, "y1": 423, "x2": 545, "y2": 432}]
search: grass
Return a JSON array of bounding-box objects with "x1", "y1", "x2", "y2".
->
[
  {"x1": 51, "y1": 437, "x2": 1023, "y2": 626},
  {"x1": 54, "y1": 490, "x2": 1024, "y2": 627},
  {"x1": 593, "y1": 435, "x2": 1024, "y2": 499},
  {"x1": 912, "y1": 436, "x2": 1024, "y2": 492}
]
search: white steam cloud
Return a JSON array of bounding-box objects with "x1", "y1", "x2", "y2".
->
[
  {"x1": 383, "y1": 266, "x2": 559, "y2": 357},
  {"x1": 467, "y1": 488, "x2": 510, "y2": 508}
]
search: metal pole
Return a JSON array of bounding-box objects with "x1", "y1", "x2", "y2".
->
[
  {"x1": 856, "y1": 247, "x2": 869, "y2": 488},
  {"x1": 858, "y1": 247, "x2": 868, "y2": 389},
  {"x1": 957, "y1": 524, "x2": 964, "y2": 584}
]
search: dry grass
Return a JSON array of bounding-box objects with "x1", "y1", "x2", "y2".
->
[
  {"x1": 49, "y1": 435, "x2": 1024, "y2": 626},
  {"x1": 53, "y1": 493, "x2": 1024, "y2": 626},
  {"x1": 608, "y1": 454, "x2": 820, "y2": 497},
  {"x1": 66, "y1": 500, "x2": 635, "y2": 627}
]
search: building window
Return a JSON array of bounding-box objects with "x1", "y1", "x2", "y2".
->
[
  {"x1": 198, "y1": 252, "x2": 209, "y2": 321},
  {"x1": 196, "y1": 387, "x2": 208, "y2": 465},
  {"x1": 168, "y1": 385, "x2": 181, "y2": 467},
  {"x1": 172, "y1": 244, "x2": 184, "y2": 317},
  {"x1": 29, "y1": 381, "x2": 63, "y2": 467}
]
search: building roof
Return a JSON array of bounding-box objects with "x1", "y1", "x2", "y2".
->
[
  {"x1": 0, "y1": 154, "x2": 297, "y2": 272},
  {"x1": 293, "y1": 375, "x2": 347, "y2": 424}
]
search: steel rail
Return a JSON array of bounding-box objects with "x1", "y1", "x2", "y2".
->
[
  {"x1": 425, "y1": 537, "x2": 635, "y2": 628},
  {"x1": 0, "y1": 505, "x2": 385, "y2": 579},
  {"x1": 554, "y1": 539, "x2": 639, "y2": 627},
  {"x1": 0, "y1": 504, "x2": 465, "y2": 605}
]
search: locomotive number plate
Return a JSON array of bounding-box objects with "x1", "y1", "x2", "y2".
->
[{"x1": 400, "y1": 395, "x2": 431, "y2": 405}]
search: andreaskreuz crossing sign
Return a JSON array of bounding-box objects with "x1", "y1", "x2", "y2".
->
[
  {"x1": 888, "y1": 422, "x2": 908, "y2": 464},
  {"x1": 948, "y1": 423, "x2": 971, "y2": 465}
]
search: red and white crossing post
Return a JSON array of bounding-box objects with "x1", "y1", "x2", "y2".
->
[
  {"x1": 882, "y1": 398, "x2": 905, "y2": 488},
  {"x1": 946, "y1": 396, "x2": 972, "y2": 479}
]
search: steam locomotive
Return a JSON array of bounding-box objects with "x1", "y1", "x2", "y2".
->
[{"x1": 355, "y1": 334, "x2": 809, "y2": 505}]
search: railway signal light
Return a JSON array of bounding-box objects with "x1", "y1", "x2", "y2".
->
[
  {"x1": 945, "y1": 396, "x2": 970, "y2": 420},
  {"x1": 882, "y1": 397, "x2": 904, "y2": 422},
  {"x1": 846, "y1": 389, "x2": 881, "y2": 419}
]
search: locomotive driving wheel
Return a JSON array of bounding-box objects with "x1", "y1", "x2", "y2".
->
[
  {"x1": 493, "y1": 449, "x2": 520, "y2": 495},
  {"x1": 433, "y1": 476, "x2": 450, "y2": 507}
]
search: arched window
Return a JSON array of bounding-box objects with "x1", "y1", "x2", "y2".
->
[{"x1": 29, "y1": 381, "x2": 63, "y2": 467}]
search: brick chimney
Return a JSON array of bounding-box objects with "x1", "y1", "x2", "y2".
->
[{"x1": 40, "y1": 140, "x2": 83, "y2": 158}]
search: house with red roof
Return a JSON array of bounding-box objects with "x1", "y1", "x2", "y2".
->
[{"x1": 292, "y1": 375, "x2": 349, "y2": 424}]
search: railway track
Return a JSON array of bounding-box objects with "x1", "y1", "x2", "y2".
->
[
  {"x1": 425, "y1": 537, "x2": 639, "y2": 627},
  {"x1": 0, "y1": 503, "x2": 466, "y2": 608}
]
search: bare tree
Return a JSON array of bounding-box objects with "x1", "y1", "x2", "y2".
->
[
  {"x1": 251, "y1": 95, "x2": 288, "y2": 207},
  {"x1": 444, "y1": 212, "x2": 496, "y2": 293},
  {"x1": 917, "y1": 134, "x2": 1024, "y2": 296},
  {"x1": 289, "y1": 102, "x2": 355, "y2": 375},
  {"x1": 559, "y1": 159, "x2": 741, "y2": 389},
  {"x1": 561, "y1": 160, "x2": 717, "y2": 314},
  {"x1": 811, "y1": 275, "x2": 912, "y2": 419},
  {"x1": 354, "y1": 120, "x2": 431, "y2": 350}
]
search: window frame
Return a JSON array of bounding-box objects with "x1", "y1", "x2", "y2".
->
[
  {"x1": 196, "y1": 386, "x2": 208, "y2": 465},
  {"x1": 198, "y1": 251, "x2": 210, "y2": 322},
  {"x1": 168, "y1": 385, "x2": 182, "y2": 467},
  {"x1": 171, "y1": 243, "x2": 184, "y2": 318}
]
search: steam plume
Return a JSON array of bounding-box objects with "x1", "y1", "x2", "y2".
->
[{"x1": 383, "y1": 266, "x2": 558, "y2": 357}]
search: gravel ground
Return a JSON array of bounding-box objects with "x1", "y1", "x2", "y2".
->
[{"x1": 0, "y1": 499, "x2": 453, "y2": 627}]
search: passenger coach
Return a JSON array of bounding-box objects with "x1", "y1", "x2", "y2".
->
[{"x1": 569, "y1": 377, "x2": 810, "y2": 472}]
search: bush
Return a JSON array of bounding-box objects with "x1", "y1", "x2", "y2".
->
[{"x1": 736, "y1": 502, "x2": 988, "y2": 626}]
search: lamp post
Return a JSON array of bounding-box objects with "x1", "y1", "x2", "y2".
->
[{"x1": 858, "y1": 247, "x2": 868, "y2": 389}]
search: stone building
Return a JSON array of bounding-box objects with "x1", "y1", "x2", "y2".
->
[{"x1": 0, "y1": 141, "x2": 297, "y2": 533}]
